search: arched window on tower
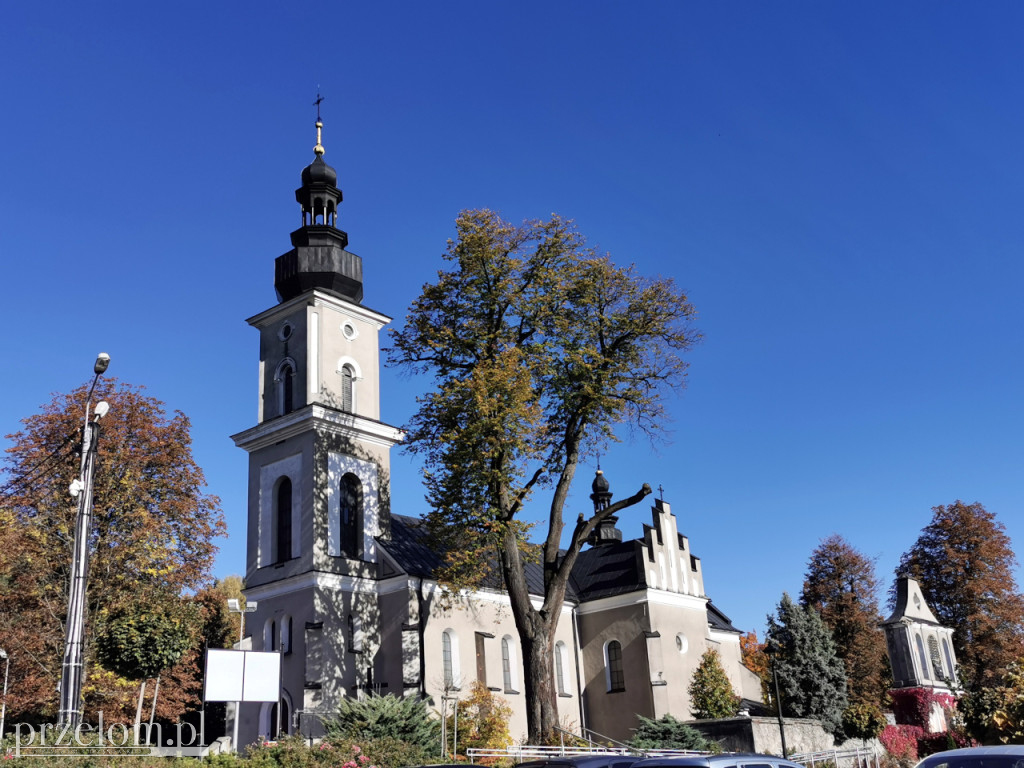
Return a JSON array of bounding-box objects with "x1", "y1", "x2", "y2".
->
[
  {"x1": 341, "y1": 364, "x2": 355, "y2": 412},
  {"x1": 275, "y1": 477, "x2": 292, "y2": 563},
  {"x1": 928, "y1": 635, "x2": 944, "y2": 679},
  {"x1": 942, "y1": 637, "x2": 955, "y2": 681},
  {"x1": 916, "y1": 634, "x2": 930, "y2": 681},
  {"x1": 277, "y1": 362, "x2": 296, "y2": 415},
  {"x1": 339, "y1": 473, "x2": 362, "y2": 559}
]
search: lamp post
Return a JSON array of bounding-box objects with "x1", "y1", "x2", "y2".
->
[
  {"x1": 57, "y1": 353, "x2": 111, "y2": 728},
  {"x1": 765, "y1": 644, "x2": 788, "y2": 758},
  {"x1": 227, "y1": 598, "x2": 258, "y2": 645},
  {"x1": 226, "y1": 598, "x2": 257, "y2": 752},
  {"x1": 1, "y1": 649, "x2": 9, "y2": 743}
]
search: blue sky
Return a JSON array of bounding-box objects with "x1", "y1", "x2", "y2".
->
[{"x1": 3, "y1": 2, "x2": 1023, "y2": 637}]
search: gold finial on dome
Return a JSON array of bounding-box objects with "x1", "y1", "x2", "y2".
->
[{"x1": 313, "y1": 91, "x2": 326, "y2": 156}]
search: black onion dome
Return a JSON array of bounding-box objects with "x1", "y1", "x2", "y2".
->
[
  {"x1": 301, "y1": 156, "x2": 337, "y2": 186},
  {"x1": 592, "y1": 470, "x2": 610, "y2": 493}
]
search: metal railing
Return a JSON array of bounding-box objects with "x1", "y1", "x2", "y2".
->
[{"x1": 788, "y1": 747, "x2": 880, "y2": 768}]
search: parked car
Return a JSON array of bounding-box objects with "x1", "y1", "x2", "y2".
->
[
  {"x1": 915, "y1": 746, "x2": 1024, "y2": 768},
  {"x1": 517, "y1": 755, "x2": 641, "y2": 768},
  {"x1": 630, "y1": 754, "x2": 806, "y2": 768}
]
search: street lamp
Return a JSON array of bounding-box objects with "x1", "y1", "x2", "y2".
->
[
  {"x1": 765, "y1": 643, "x2": 788, "y2": 758},
  {"x1": 227, "y1": 598, "x2": 258, "y2": 645},
  {"x1": 57, "y1": 353, "x2": 111, "y2": 728},
  {"x1": 226, "y1": 598, "x2": 257, "y2": 752},
  {"x1": 1, "y1": 649, "x2": 9, "y2": 743}
]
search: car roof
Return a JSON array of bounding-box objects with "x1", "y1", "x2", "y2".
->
[
  {"x1": 917, "y1": 745, "x2": 1024, "y2": 764},
  {"x1": 632, "y1": 755, "x2": 806, "y2": 768},
  {"x1": 516, "y1": 757, "x2": 640, "y2": 768}
]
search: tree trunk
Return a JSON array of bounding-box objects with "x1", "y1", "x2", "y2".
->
[
  {"x1": 521, "y1": 627, "x2": 559, "y2": 743},
  {"x1": 133, "y1": 679, "x2": 147, "y2": 736},
  {"x1": 500, "y1": 526, "x2": 560, "y2": 744},
  {"x1": 147, "y1": 675, "x2": 161, "y2": 736}
]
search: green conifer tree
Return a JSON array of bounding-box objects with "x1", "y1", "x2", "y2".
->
[
  {"x1": 689, "y1": 648, "x2": 740, "y2": 719},
  {"x1": 766, "y1": 592, "x2": 849, "y2": 740}
]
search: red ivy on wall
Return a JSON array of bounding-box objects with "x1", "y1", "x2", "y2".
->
[
  {"x1": 890, "y1": 687, "x2": 957, "y2": 730},
  {"x1": 880, "y1": 725, "x2": 924, "y2": 762}
]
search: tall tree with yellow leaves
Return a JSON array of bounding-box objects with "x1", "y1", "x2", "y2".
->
[
  {"x1": 389, "y1": 210, "x2": 700, "y2": 743},
  {"x1": 0, "y1": 379, "x2": 225, "y2": 721}
]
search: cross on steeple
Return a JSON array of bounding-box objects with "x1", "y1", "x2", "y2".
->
[
  {"x1": 313, "y1": 90, "x2": 326, "y2": 157},
  {"x1": 657, "y1": 484, "x2": 665, "y2": 501}
]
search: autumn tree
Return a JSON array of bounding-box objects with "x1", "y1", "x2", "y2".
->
[
  {"x1": 801, "y1": 534, "x2": 889, "y2": 737},
  {"x1": 689, "y1": 648, "x2": 740, "y2": 719},
  {"x1": 388, "y1": 210, "x2": 699, "y2": 742},
  {"x1": 0, "y1": 379, "x2": 225, "y2": 721},
  {"x1": 766, "y1": 592, "x2": 849, "y2": 740},
  {"x1": 896, "y1": 501, "x2": 1024, "y2": 690},
  {"x1": 740, "y1": 631, "x2": 771, "y2": 705}
]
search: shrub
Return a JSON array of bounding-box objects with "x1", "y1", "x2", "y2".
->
[
  {"x1": 688, "y1": 649, "x2": 740, "y2": 719},
  {"x1": 442, "y1": 681, "x2": 513, "y2": 757},
  {"x1": 628, "y1": 714, "x2": 716, "y2": 752},
  {"x1": 879, "y1": 724, "x2": 923, "y2": 766},
  {"x1": 842, "y1": 702, "x2": 887, "y2": 740},
  {"x1": 322, "y1": 694, "x2": 440, "y2": 754}
]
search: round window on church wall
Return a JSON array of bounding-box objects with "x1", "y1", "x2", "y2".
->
[
  {"x1": 676, "y1": 633, "x2": 688, "y2": 653},
  {"x1": 342, "y1": 321, "x2": 358, "y2": 340},
  {"x1": 278, "y1": 322, "x2": 293, "y2": 341}
]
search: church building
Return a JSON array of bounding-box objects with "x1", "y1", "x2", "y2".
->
[{"x1": 231, "y1": 116, "x2": 763, "y2": 746}]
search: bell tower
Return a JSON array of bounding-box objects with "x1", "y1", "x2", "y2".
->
[{"x1": 231, "y1": 105, "x2": 403, "y2": 740}]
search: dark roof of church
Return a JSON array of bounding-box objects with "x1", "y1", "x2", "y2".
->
[
  {"x1": 706, "y1": 601, "x2": 743, "y2": 634},
  {"x1": 570, "y1": 539, "x2": 644, "y2": 600},
  {"x1": 383, "y1": 514, "x2": 571, "y2": 597},
  {"x1": 380, "y1": 513, "x2": 739, "y2": 632}
]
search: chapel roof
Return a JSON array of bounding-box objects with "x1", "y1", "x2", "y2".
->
[{"x1": 381, "y1": 513, "x2": 736, "y2": 634}]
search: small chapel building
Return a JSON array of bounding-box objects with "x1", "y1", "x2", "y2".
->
[{"x1": 231, "y1": 117, "x2": 763, "y2": 746}]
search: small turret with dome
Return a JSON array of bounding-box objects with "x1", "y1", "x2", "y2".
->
[
  {"x1": 275, "y1": 95, "x2": 364, "y2": 304},
  {"x1": 587, "y1": 465, "x2": 622, "y2": 546}
]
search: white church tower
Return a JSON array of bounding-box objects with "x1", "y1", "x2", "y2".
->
[
  {"x1": 882, "y1": 574, "x2": 959, "y2": 691},
  {"x1": 230, "y1": 112, "x2": 402, "y2": 741}
]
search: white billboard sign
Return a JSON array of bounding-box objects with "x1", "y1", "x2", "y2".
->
[{"x1": 204, "y1": 649, "x2": 281, "y2": 703}]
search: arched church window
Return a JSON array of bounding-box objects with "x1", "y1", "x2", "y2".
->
[
  {"x1": 341, "y1": 364, "x2": 355, "y2": 412},
  {"x1": 275, "y1": 477, "x2": 292, "y2": 563},
  {"x1": 501, "y1": 635, "x2": 517, "y2": 692},
  {"x1": 339, "y1": 473, "x2": 362, "y2": 559},
  {"x1": 605, "y1": 640, "x2": 625, "y2": 692},
  {"x1": 915, "y1": 634, "x2": 930, "y2": 680},
  {"x1": 942, "y1": 637, "x2": 955, "y2": 680},
  {"x1": 265, "y1": 619, "x2": 278, "y2": 652},
  {"x1": 928, "y1": 635, "x2": 944, "y2": 679},
  {"x1": 443, "y1": 631, "x2": 454, "y2": 689},
  {"x1": 555, "y1": 641, "x2": 568, "y2": 695}
]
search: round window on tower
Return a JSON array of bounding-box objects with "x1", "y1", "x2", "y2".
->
[
  {"x1": 676, "y1": 633, "x2": 688, "y2": 654},
  {"x1": 341, "y1": 321, "x2": 358, "y2": 341},
  {"x1": 278, "y1": 322, "x2": 294, "y2": 342}
]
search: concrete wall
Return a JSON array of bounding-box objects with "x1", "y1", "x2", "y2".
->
[{"x1": 688, "y1": 716, "x2": 835, "y2": 755}]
